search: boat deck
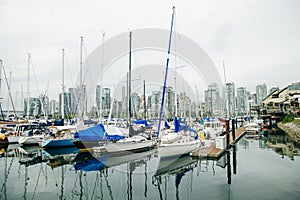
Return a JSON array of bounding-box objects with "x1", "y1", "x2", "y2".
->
[{"x1": 191, "y1": 127, "x2": 246, "y2": 158}]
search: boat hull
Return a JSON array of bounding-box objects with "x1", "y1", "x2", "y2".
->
[
  {"x1": 158, "y1": 140, "x2": 200, "y2": 158},
  {"x1": 105, "y1": 140, "x2": 154, "y2": 154},
  {"x1": 42, "y1": 139, "x2": 75, "y2": 149},
  {"x1": 18, "y1": 135, "x2": 44, "y2": 146}
]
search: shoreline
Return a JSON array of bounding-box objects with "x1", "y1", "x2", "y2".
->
[{"x1": 277, "y1": 119, "x2": 300, "y2": 144}]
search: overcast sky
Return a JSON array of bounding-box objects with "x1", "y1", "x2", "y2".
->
[{"x1": 0, "y1": 0, "x2": 299, "y2": 110}]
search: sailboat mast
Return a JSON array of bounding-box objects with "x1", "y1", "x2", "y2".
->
[
  {"x1": 61, "y1": 48, "x2": 65, "y2": 119},
  {"x1": 128, "y1": 32, "x2": 132, "y2": 122},
  {"x1": 144, "y1": 80, "x2": 147, "y2": 120},
  {"x1": 2, "y1": 62, "x2": 18, "y2": 120},
  {"x1": 27, "y1": 53, "x2": 30, "y2": 119},
  {"x1": 157, "y1": 6, "x2": 175, "y2": 138},
  {"x1": 80, "y1": 36, "x2": 83, "y2": 87}
]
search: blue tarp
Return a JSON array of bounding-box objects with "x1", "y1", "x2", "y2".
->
[
  {"x1": 174, "y1": 117, "x2": 188, "y2": 133},
  {"x1": 133, "y1": 119, "x2": 152, "y2": 127},
  {"x1": 74, "y1": 156, "x2": 108, "y2": 171},
  {"x1": 104, "y1": 133, "x2": 125, "y2": 141},
  {"x1": 74, "y1": 124, "x2": 106, "y2": 142},
  {"x1": 164, "y1": 121, "x2": 170, "y2": 129}
]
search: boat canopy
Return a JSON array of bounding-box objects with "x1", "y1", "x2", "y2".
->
[
  {"x1": 74, "y1": 124, "x2": 106, "y2": 142},
  {"x1": 174, "y1": 117, "x2": 188, "y2": 133}
]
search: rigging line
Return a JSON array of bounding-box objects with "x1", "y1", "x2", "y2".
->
[
  {"x1": 30, "y1": 163, "x2": 43, "y2": 200},
  {"x1": 64, "y1": 51, "x2": 75, "y2": 88},
  {"x1": 29, "y1": 57, "x2": 41, "y2": 97},
  {"x1": 91, "y1": 172, "x2": 99, "y2": 199},
  {"x1": 1, "y1": 61, "x2": 18, "y2": 120}
]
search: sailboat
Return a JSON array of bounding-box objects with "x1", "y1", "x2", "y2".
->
[
  {"x1": 104, "y1": 32, "x2": 154, "y2": 154},
  {"x1": 41, "y1": 49, "x2": 77, "y2": 149},
  {"x1": 156, "y1": 7, "x2": 201, "y2": 158}
]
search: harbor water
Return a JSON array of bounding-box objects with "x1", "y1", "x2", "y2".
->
[{"x1": 1, "y1": 128, "x2": 300, "y2": 200}]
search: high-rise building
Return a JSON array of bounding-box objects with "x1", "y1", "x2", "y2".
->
[
  {"x1": 236, "y1": 87, "x2": 248, "y2": 115},
  {"x1": 68, "y1": 88, "x2": 76, "y2": 115},
  {"x1": 131, "y1": 92, "x2": 140, "y2": 118},
  {"x1": 226, "y1": 82, "x2": 235, "y2": 117},
  {"x1": 204, "y1": 82, "x2": 221, "y2": 117},
  {"x1": 256, "y1": 83, "x2": 268, "y2": 105},
  {"x1": 149, "y1": 90, "x2": 161, "y2": 118},
  {"x1": 59, "y1": 92, "x2": 71, "y2": 117},
  {"x1": 96, "y1": 85, "x2": 101, "y2": 112},
  {"x1": 102, "y1": 87, "x2": 111, "y2": 116}
]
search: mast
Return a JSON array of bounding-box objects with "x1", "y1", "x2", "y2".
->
[
  {"x1": 128, "y1": 32, "x2": 132, "y2": 124},
  {"x1": 2, "y1": 61, "x2": 18, "y2": 120},
  {"x1": 143, "y1": 80, "x2": 147, "y2": 120},
  {"x1": 27, "y1": 53, "x2": 30, "y2": 119},
  {"x1": 61, "y1": 48, "x2": 65, "y2": 119},
  {"x1": 80, "y1": 36, "x2": 83, "y2": 87},
  {"x1": 99, "y1": 32, "x2": 105, "y2": 119},
  {"x1": 157, "y1": 6, "x2": 175, "y2": 138},
  {"x1": 0, "y1": 60, "x2": 4, "y2": 120}
]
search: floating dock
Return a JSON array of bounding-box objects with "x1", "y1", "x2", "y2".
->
[{"x1": 191, "y1": 126, "x2": 246, "y2": 158}]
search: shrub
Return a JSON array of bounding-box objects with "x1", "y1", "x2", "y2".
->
[{"x1": 281, "y1": 113, "x2": 295, "y2": 124}]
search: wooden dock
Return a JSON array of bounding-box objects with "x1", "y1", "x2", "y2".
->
[{"x1": 191, "y1": 127, "x2": 246, "y2": 158}]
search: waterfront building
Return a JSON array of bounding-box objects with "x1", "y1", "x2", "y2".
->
[
  {"x1": 204, "y1": 82, "x2": 221, "y2": 117},
  {"x1": 236, "y1": 87, "x2": 248, "y2": 115},
  {"x1": 39, "y1": 94, "x2": 50, "y2": 117},
  {"x1": 263, "y1": 82, "x2": 300, "y2": 117},
  {"x1": 149, "y1": 90, "x2": 161, "y2": 118},
  {"x1": 225, "y1": 82, "x2": 235, "y2": 118},
  {"x1": 165, "y1": 87, "x2": 175, "y2": 118},
  {"x1": 96, "y1": 85, "x2": 101, "y2": 112},
  {"x1": 131, "y1": 92, "x2": 140, "y2": 118},
  {"x1": 102, "y1": 87, "x2": 111, "y2": 117},
  {"x1": 59, "y1": 92, "x2": 71, "y2": 118},
  {"x1": 269, "y1": 86, "x2": 279, "y2": 94},
  {"x1": 256, "y1": 83, "x2": 268, "y2": 105},
  {"x1": 24, "y1": 97, "x2": 42, "y2": 117},
  {"x1": 68, "y1": 88, "x2": 77, "y2": 115}
]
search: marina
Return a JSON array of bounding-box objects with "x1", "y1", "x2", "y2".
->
[
  {"x1": 0, "y1": 1, "x2": 300, "y2": 200},
  {"x1": 1, "y1": 127, "x2": 300, "y2": 200}
]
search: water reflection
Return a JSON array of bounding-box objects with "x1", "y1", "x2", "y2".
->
[{"x1": 1, "y1": 128, "x2": 300, "y2": 200}]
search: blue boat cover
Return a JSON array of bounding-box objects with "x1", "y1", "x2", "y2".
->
[
  {"x1": 74, "y1": 156, "x2": 108, "y2": 171},
  {"x1": 174, "y1": 117, "x2": 188, "y2": 133},
  {"x1": 104, "y1": 133, "x2": 125, "y2": 141},
  {"x1": 164, "y1": 121, "x2": 170, "y2": 129},
  {"x1": 133, "y1": 119, "x2": 153, "y2": 127},
  {"x1": 74, "y1": 124, "x2": 106, "y2": 142}
]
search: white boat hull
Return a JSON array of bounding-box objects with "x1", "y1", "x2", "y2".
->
[
  {"x1": 7, "y1": 135, "x2": 21, "y2": 144},
  {"x1": 105, "y1": 139, "x2": 154, "y2": 153},
  {"x1": 158, "y1": 139, "x2": 200, "y2": 158},
  {"x1": 18, "y1": 135, "x2": 44, "y2": 145}
]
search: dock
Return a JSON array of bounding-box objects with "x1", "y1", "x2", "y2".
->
[{"x1": 191, "y1": 126, "x2": 246, "y2": 158}]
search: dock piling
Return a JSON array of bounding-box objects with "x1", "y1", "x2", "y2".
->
[
  {"x1": 226, "y1": 120, "x2": 230, "y2": 149},
  {"x1": 232, "y1": 119, "x2": 236, "y2": 142}
]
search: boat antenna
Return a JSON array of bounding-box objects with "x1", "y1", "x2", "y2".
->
[{"x1": 157, "y1": 6, "x2": 175, "y2": 138}]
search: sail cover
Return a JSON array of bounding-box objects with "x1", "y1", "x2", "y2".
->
[
  {"x1": 174, "y1": 117, "x2": 188, "y2": 133},
  {"x1": 74, "y1": 124, "x2": 106, "y2": 142}
]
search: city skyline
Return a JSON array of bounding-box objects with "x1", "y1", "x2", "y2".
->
[{"x1": 0, "y1": 0, "x2": 299, "y2": 111}]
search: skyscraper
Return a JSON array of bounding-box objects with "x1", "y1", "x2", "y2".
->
[
  {"x1": 204, "y1": 82, "x2": 221, "y2": 117},
  {"x1": 236, "y1": 87, "x2": 248, "y2": 115},
  {"x1": 226, "y1": 82, "x2": 235, "y2": 117},
  {"x1": 256, "y1": 83, "x2": 268, "y2": 105}
]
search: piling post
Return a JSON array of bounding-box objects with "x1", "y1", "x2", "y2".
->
[
  {"x1": 235, "y1": 118, "x2": 238, "y2": 129},
  {"x1": 241, "y1": 117, "x2": 243, "y2": 126},
  {"x1": 232, "y1": 119, "x2": 236, "y2": 142},
  {"x1": 226, "y1": 120, "x2": 230, "y2": 149}
]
